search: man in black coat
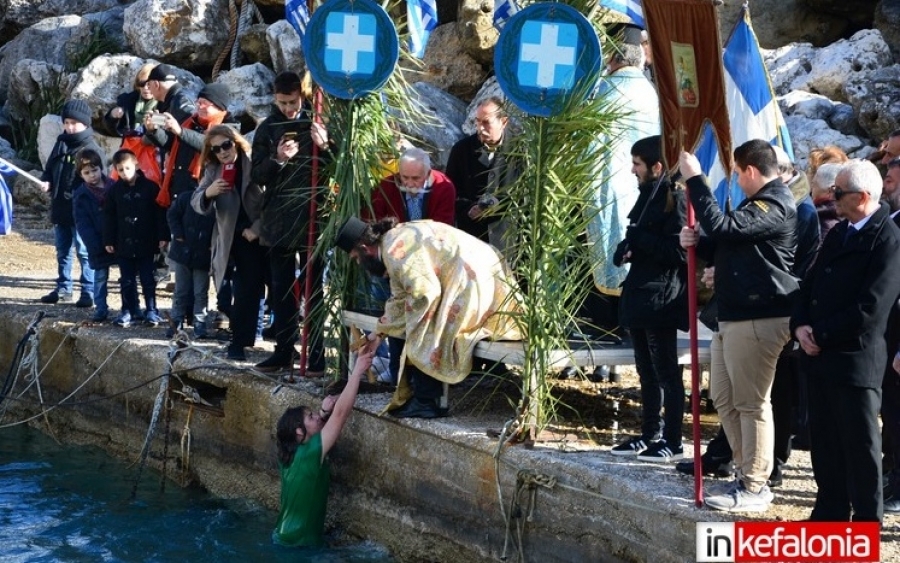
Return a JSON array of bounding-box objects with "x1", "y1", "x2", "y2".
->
[
  {"x1": 250, "y1": 71, "x2": 330, "y2": 374},
  {"x1": 792, "y1": 159, "x2": 900, "y2": 522},
  {"x1": 608, "y1": 135, "x2": 688, "y2": 462}
]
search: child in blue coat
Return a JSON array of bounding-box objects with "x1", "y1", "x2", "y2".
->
[{"x1": 72, "y1": 150, "x2": 116, "y2": 322}]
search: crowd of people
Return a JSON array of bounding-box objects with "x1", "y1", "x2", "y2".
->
[{"x1": 30, "y1": 24, "x2": 900, "y2": 542}]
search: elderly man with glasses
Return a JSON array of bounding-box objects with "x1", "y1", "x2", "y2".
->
[{"x1": 792, "y1": 159, "x2": 900, "y2": 523}]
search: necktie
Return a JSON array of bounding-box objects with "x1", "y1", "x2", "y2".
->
[
  {"x1": 844, "y1": 225, "x2": 857, "y2": 246},
  {"x1": 407, "y1": 194, "x2": 422, "y2": 221}
]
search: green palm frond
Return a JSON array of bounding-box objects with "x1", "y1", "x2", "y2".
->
[{"x1": 498, "y1": 78, "x2": 623, "y2": 434}]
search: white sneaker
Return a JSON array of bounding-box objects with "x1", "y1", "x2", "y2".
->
[{"x1": 705, "y1": 482, "x2": 773, "y2": 513}]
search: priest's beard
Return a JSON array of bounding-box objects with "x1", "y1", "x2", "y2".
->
[{"x1": 361, "y1": 255, "x2": 387, "y2": 278}]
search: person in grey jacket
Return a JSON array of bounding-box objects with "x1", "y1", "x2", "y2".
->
[{"x1": 191, "y1": 126, "x2": 264, "y2": 361}]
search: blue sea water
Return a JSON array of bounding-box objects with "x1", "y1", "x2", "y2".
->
[{"x1": 0, "y1": 425, "x2": 394, "y2": 563}]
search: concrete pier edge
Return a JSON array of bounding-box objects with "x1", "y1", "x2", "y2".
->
[{"x1": 0, "y1": 309, "x2": 819, "y2": 563}]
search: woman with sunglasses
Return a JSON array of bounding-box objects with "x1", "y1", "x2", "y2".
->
[
  {"x1": 191, "y1": 125, "x2": 265, "y2": 361},
  {"x1": 273, "y1": 347, "x2": 374, "y2": 547}
]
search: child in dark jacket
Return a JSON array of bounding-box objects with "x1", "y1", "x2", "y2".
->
[
  {"x1": 166, "y1": 190, "x2": 215, "y2": 338},
  {"x1": 72, "y1": 150, "x2": 116, "y2": 322},
  {"x1": 103, "y1": 150, "x2": 169, "y2": 328},
  {"x1": 39, "y1": 99, "x2": 106, "y2": 307}
]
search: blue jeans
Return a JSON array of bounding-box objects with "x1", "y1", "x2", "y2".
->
[
  {"x1": 54, "y1": 224, "x2": 94, "y2": 295},
  {"x1": 118, "y1": 255, "x2": 156, "y2": 316},
  {"x1": 171, "y1": 261, "x2": 209, "y2": 326},
  {"x1": 93, "y1": 267, "x2": 110, "y2": 318}
]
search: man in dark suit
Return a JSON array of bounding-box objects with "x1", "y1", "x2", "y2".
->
[{"x1": 792, "y1": 159, "x2": 900, "y2": 522}]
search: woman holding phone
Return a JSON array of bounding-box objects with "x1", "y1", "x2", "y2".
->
[{"x1": 191, "y1": 125, "x2": 265, "y2": 361}]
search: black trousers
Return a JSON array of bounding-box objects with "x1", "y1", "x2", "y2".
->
[
  {"x1": 268, "y1": 246, "x2": 324, "y2": 370},
  {"x1": 630, "y1": 327, "x2": 684, "y2": 445},
  {"x1": 807, "y1": 378, "x2": 882, "y2": 522},
  {"x1": 398, "y1": 340, "x2": 443, "y2": 401},
  {"x1": 883, "y1": 365, "x2": 900, "y2": 491},
  {"x1": 229, "y1": 235, "x2": 266, "y2": 348}
]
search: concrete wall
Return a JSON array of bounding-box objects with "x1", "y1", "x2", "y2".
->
[{"x1": 0, "y1": 311, "x2": 701, "y2": 563}]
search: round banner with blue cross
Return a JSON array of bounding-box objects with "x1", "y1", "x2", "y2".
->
[
  {"x1": 302, "y1": 0, "x2": 399, "y2": 99},
  {"x1": 494, "y1": 3, "x2": 602, "y2": 117}
]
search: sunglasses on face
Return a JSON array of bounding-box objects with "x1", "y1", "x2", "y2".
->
[
  {"x1": 830, "y1": 185, "x2": 864, "y2": 201},
  {"x1": 210, "y1": 139, "x2": 234, "y2": 154}
]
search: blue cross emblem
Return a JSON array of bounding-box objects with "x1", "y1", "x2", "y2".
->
[
  {"x1": 303, "y1": 0, "x2": 399, "y2": 99},
  {"x1": 518, "y1": 21, "x2": 578, "y2": 90},
  {"x1": 324, "y1": 12, "x2": 377, "y2": 75}
]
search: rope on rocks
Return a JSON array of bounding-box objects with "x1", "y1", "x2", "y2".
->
[{"x1": 212, "y1": 0, "x2": 240, "y2": 79}]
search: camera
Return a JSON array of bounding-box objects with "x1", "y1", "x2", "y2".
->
[{"x1": 150, "y1": 114, "x2": 167, "y2": 127}]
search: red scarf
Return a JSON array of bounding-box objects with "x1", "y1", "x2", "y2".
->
[{"x1": 156, "y1": 112, "x2": 226, "y2": 207}]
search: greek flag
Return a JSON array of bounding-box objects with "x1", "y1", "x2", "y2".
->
[
  {"x1": 407, "y1": 0, "x2": 438, "y2": 58},
  {"x1": 286, "y1": 0, "x2": 310, "y2": 42},
  {"x1": 694, "y1": 8, "x2": 792, "y2": 208},
  {"x1": 0, "y1": 160, "x2": 13, "y2": 235},
  {"x1": 598, "y1": 0, "x2": 644, "y2": 28},
  {"x1": 493, "y1": 0, "x2": 519, "y2": 30}
]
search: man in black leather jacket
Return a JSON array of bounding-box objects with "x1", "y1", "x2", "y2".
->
[{"x1": 679, "y1": 139, "x2": 798, "y2": 513}]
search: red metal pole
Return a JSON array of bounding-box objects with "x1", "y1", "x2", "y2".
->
[
  {"x1": 686, "y1": 195, "x2": 704, "y2": 508},
  {"x1": 298, "y1": 88, "x2": 323, "y2": 379}
]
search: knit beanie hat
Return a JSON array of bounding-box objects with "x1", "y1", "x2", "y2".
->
[
  {"x1": 198, "y1": 83, "x2": 231, "y2": 111},
  {"x1": 61, "y1": 99, "x2": 92, "y2": 127}
]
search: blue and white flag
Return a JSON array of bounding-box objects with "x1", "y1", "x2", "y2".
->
[
  {"x1": 695, "y1": 8, "x2": 792, "y2": 208},
  {"x1": 407, "y1": 0, "x2": 438, "y2": 58},
  {"x1": 0, "y1": 160, "x2": 14, "y2": 235},
  {"x1": 493, "y1": 0, "x2": 519, "y2": 30},
  {"x1": 286, "y1": 0, "x2": 311, "y2": 42},
  {"x1": 598, "y1": 0, "x2": 644, "y2": 29}
]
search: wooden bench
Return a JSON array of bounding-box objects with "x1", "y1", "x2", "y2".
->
[{"x1": 342, "y1": 311, "x2": 713, "y2": 409}]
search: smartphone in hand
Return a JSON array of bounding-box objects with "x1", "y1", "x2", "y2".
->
[{"x1": 221, "y1": 162, "x2": 236, "y2": 189}]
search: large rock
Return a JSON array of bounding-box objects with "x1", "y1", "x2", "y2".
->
[
  {"x1": 390, "y1": 82, "x2": 467, "y2": 170},
  {"x1": 785, "y1": 115, "x2": 871, "y2": 168},
  {"x1": 1, "y1": 0, "x2": 123, "y2": 32},
  {"x1": 793, "y1": 29, "x2": 892, "y2": 102},
  {"x1": 763, "y1": 43, "x2": 817, "y2": 97},
  {"x1": 456, "y1": 0, "x2": 498, "y2": 66},
  {"x1": 266, "y1": 19, "x2": 304, "y2": 75},
  {"x1": 0, "y1": 15, "x2": 92, "y2": 103},
  {"x1": 875, "y1": 0, "x2": 900, "y2": 62},
  {"x1": 123, "y1": 0, "x2": 233, "y2": 68},
  {"x1": 412, "y1": 22, "x2": 488, "y2": 103},
  {"x1": 717, "y1": 0, "x2": 847, "y2": 49},
  {"x1": 4, "y1": 60, "x2": 74, "y2": 127},
  {"x1": 215, "y1": 63, "x2": 276, "y2": 127},
  {"x1": 239, "y1": 23, "x2": 272, "y2": 68},
  {"x1": 844, "y1": 63, "x2": 900, "y2": 142}
]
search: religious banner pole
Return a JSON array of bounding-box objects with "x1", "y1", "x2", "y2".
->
[
  {"x1": 644, "y1": 0, "x2": 732, "y2": 508},
  {"x1": 297, "y1": 0, "x2": 321, "y2": 382}
]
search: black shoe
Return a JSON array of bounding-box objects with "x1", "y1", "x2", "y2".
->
[
  {"x1": 225, "y1": 345, "x2": 246, "y2": 361},
  {"x1": 255, "y1": 352, "x2": 293, "y2": 372},
  {"x1": 388, "y1": 397, "x2": 448, "y2": 419},
  {"x1": 768, "y1": 465, "x2": 783, "y2": 488},
  {"x1": 587, "y1": 365, "x2": 608, "y2": 383},
  {"x1": 40, "y1": 290, "x2": 71, "y2": 304},
  {"x1": 675, "y1": 452, "x2": 735, "y2": 478},
  {"x1": 261, "y1": 325, "x2": 276, "y2": 341},
  {"x1": 74, "y1": 294, "x2": 94, "y2": 308}
]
